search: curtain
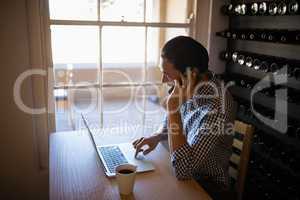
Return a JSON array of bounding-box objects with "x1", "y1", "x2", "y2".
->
[{"x1": 26, "y1": 0, "x2": 55, "y2": 170}]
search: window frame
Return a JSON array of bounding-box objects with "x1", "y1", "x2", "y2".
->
[{"x1": 48, "y1": 0, "x2": 197, "y2": 129}]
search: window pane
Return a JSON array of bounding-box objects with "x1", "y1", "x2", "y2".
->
[
  {"x1": 143, "y1": 85, "x2": 166, "y2": 136},
  {"x1": 102, "y1": 86, "x2": 144, "y2": 140},
  {"x1": 100, "y1": 0, "x2": 144, "y2": 22},
  {"x1": 71, "y1": 88, "x2": 100, "y2": 128},
  {"x1": 51, "y1": 25, "x2": 100, "y2": 85},
  {"x1": 55, "y1": 88, "x2": 100, "y2": 131},
  {"x1": 146, "y1": 27, "x2": 189, "y2": 81},
  {"x1": 146, "y1": 0, "x2": 193, "y2": 23},
  {"x1": 102, "y1": 26, "x2": 145, "y2": 83},
  {"x1": 49, "y1": 0, "x2": 98, "y2": 20}
]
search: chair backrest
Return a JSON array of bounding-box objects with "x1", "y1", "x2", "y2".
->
[{"x1": 229, "y1": 120, "x2": 254, "y2": 200}]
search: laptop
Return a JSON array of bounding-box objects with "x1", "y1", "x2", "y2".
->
[{"x1": 81, "y1": 114, "x2": 155, "y2": 177}]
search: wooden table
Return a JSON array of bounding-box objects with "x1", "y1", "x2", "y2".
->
[{"x1": 50, "y1": 128, "x2": 212, "y2": 200}]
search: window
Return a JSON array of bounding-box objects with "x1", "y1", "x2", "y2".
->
[{"x1": 49, "y1": 0, "x2": 196, "y2": 132}]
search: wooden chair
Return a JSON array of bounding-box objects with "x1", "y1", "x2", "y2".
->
[{"x1": 229, "y1": 120, "x2": 254, "y2": 200}]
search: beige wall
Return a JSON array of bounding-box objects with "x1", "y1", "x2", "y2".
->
[
  {"x1": 208, "y1": 0, "x2": 229, "y2": 74},
  {"x1": 0, "y1": 0, "x2": 48, "y2": 199},
  {"x1": 195, "y1": 0, "x2": 229, "y2": 74},
  {"x1": 195, "y1": 0, "x2": 211, "y2": 48},
  {"x1": 166, "y1": 0, "x2": 188, "y2": 22}
]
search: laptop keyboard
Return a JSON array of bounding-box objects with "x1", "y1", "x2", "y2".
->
[{"x1": 98, "y1": 146, "x2": 128, "y2": 173}]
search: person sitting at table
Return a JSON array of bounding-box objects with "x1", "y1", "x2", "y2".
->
[{"x1": 132, "y1": 36, "x2": 234, "y2": 200}]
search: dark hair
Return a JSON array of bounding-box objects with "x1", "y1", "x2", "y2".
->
[{"x1": 161, "y1": 36, "x2": 209, "y2": 74}]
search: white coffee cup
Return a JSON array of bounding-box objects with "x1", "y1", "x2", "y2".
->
[{"x1": 115, "y1": 164, "x2": 137, "y2": 195}]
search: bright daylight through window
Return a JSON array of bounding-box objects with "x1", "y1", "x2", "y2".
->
[{"x1": 49, "y1": 0, "x2": 195, "y2": 133}]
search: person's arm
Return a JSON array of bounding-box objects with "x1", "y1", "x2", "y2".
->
[
  {"x1": 154, "y1": 115, "x2": 169, "y2": 141},
  {"x1": 170, "y1": 113, "x2": 224, "y2": 180},
  {"x1": 167, "y1": 111, "x2": 186, "y2": 153},
  {"x1": 132, "y1": 115, "x2": 169, "y2": 156}
]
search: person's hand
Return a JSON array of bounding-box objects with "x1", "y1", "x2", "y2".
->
[
  {"x1": 166, "y1": 79, "x2": 184, "y2": 112},
  {"x1": 132, "y1": 135, "x2": 160, "y2": 157},
  {"x1": 167, "y1": 69, "x2": 198, "y2": 112}
]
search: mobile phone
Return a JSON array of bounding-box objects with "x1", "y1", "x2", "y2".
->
[{"x1": 168, "y1": 85, "x2": 175, "y2": 94}]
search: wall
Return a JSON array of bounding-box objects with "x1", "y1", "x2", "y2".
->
[
  {"x1": 195, "y1": 0, "x2": 229, "y2": 74},
  {"x1": 0, "y1": 0, "x2": 48, "y2": 199}
]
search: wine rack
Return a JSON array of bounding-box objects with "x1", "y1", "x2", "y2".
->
[
  {"x1": 235, "y1": 102, "x2": 300, "y2": 200},
  {"x1": 216, "y1": 29, "x2": 300, "y2": 45},
  {"x1": 220, "y1": 50, "x2": 300, "y2": 77},
  {"x1": 217, "y1": 0, "x2": 300, "y2": 199},
  {"x1": 222, "y1": 0, "x2": 300, "y2": 16}
]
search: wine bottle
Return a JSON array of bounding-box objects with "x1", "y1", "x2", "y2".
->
[
  {"x1": 245, "y1": 56, "x2": 254, "y2": 68},
  {"x1": 232, "y1": 52, "x2": 238, "y2": 63},
  {"x1": 225, "y1": 30, "x2": 231, "y2": 38},
  {"x1": 267, "y1": 31, "x2": 276, "y2": 42},
  {"x1": 246, "y1": 83, "x2": 253, "y2": 89},
  {"x1": 271, "y1": 29, "x2": 292, "y2": 43},
  {"x1": 248, "y1": 29, "x2": 258, "y2": 40},
  {"x1": 231, "y1": 30, "x2": 238, "y2": 39},
  {"x1": 217, "y1": 31, "x2": 226, "y2": 37},
  {"x1": 293, "y1": 67, "x2": 300, "y2": 79},
  {"x1": 260, "y1": 30, "x2": 268, "y2": 41},
  {"x1": 240, "y1": 79, "x2": 246, "y2": 87},
  {"x1": 251, "y1": 2, "x2": 259, "y2": 15},
  {"x1": 288, "y1": 0, "x2": 299, "y2": 15},
  {"x1": 234, "y1": 4, "x2": 242, "y2": 15},
  {"x1": 222, "y1": 4, "x2": 234, "y2": 15},
  {"x1": 240, "y1": 3, "x2": 247, "y2": 15},
  {"x1": 227, "y1": 4, "x2": 234, "y2": 15},
  {"x1": 277, "y1": 1, "x2": 287, "y2": 15},
  {"x1": 277, "y1": 29, "x2": 289, "y2": 43},
  {"x1": 253, "y1": 59, "x2": 262, "y2": 70},
  {"x1": 270, "y1": 63, "x2": 279, "y2": 73},
  {"x1": 216, "y1": 29, "x2": 300, "y2": 44},
  {"x1": 239, "y1": 29, "x2": 247, "y2": 40},
  {"x1": 237, "y1": 54, "x2": 245, "y2": 65},
  {"x1": 258, "y1": 1, "x2": 268, "y2": 15},
  {"x1": 268, "y1": 2, "x2": 278, "y2": 15},
  {"x1": 217, "y1": 30, "x2": 231, "y2": 38},
  {"x1": 280, "y1": 34, "x2": 287, "y2": 42},
  {"x1": 220, "y1": 51, "x2": 231, "y2": 61}
]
